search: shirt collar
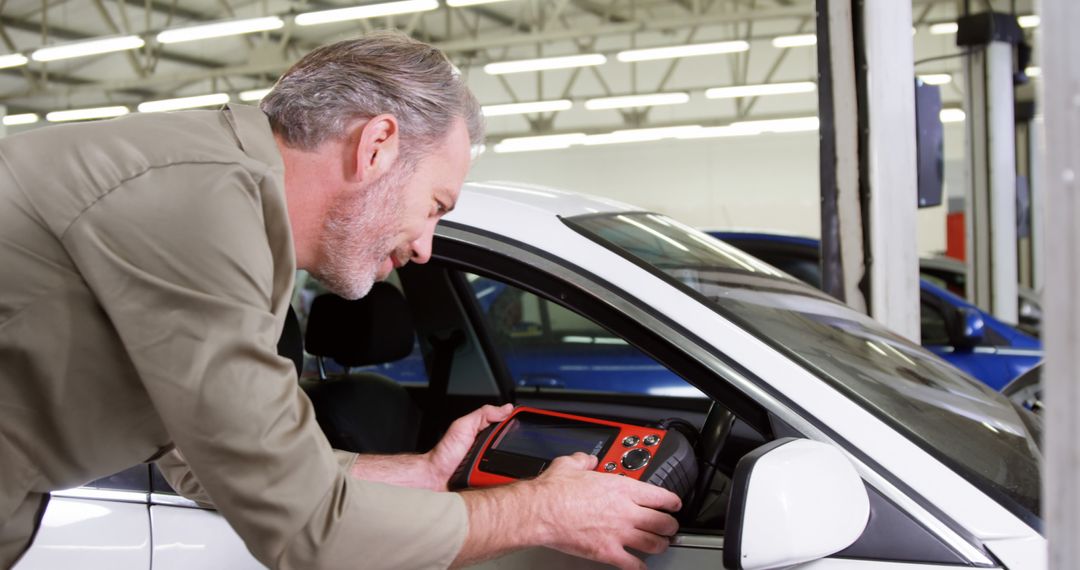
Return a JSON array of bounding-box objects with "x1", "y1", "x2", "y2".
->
[{"x1": 222, "y1": 103, "x2": 284, "y2": 179}]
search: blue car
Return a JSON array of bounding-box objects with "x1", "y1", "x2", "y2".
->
[{"x1": 708, "y1": 232, "x2": 1042, "y2": 390}]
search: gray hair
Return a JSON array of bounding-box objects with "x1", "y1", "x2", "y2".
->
[{"x1": 261, "y1": 31, "x2": 483, "y2": 165}]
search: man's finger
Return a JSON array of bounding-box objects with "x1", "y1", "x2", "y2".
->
[
  {"x1": 480, "y1": 403, "x2": 514, "y2": 423},
  {"x1": 629, "y1": 480, "x2": 683, "y2": 513},
  {"x1": 631, "y1": 508, "x2": 680, "y2": 538},
  {"x1": 547, "y1": 452, "x2": 598, "y2": 472},
  {"x1": 602, "y1": 546, "x2": 647, "y2": 570},
  {"x1": 623, "y1": 529, "x2": 672, "y2": 555}
]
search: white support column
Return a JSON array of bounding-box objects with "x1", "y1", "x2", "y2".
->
[
  {"x1": 818, "y1": 0, "x2": 866, "y2": 313},
  {"x1": 1040, "y1": 0, "x2": 1080, "y2": 567},
  {"x1": 961, "y1": 18, "x2": 1021, "y2": 325},
  {"x1": 817, "y1": 0, "x2": 919, "y2": 341},
  {"x1": 1029, "y1": 117, "x2": 1045, "y2": 294},
  {"x1": 862, "y1": 1, "x2": 920, "y2": 342},
  {"x1": 0, "y1": 105, "x2": 6, "y2": 138}
]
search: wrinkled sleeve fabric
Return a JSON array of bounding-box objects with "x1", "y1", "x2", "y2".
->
[
  {"x1": 61, "y1": 162, "x2": 467, "y2": 569},
  {"x1": 156, "y1": 448, "x2": 361, "y2": 509}
]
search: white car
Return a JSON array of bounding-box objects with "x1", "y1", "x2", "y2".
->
[{"x1": 19, "y1": 181, "x2": 1044, "y2": 570}]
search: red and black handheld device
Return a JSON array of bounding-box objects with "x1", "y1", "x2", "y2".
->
[{"x1": 449, "y1": 406, "x2": 697, "y2": 500}]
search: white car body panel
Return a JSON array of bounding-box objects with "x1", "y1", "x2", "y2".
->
[
  {"x1": 151, "y1": 505, "x2": 264, "y2": 570},
  {"x1": 14, "y1": 497, "x2": 150, "y2": 570}
]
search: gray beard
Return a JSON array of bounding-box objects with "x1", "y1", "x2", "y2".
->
[{"x1": 313, "y1": 169, "x2": 404, "y2": 300}]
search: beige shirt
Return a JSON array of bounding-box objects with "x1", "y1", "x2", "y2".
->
[{"x1": 0, "y1": 104, "x2": 467, "y2": 569}]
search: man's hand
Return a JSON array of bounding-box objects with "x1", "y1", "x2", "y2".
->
[
  {"x1": 348, "y1": 404, "x2": 512, "y2": 491},
  {"x1": 456, "y1": 452, "x2": 683, "y2": 570},
  {"x1": 426, "y1": 403, "x2": 513, "y2": 490}
]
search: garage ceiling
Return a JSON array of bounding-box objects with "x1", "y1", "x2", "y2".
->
[{"x1": 0, "y1": 0, "x2": 1039, "y2": 142}]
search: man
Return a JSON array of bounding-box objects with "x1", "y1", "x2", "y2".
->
[{"x1": 0, "y1": 32, "x2": 681, "y2": 569}]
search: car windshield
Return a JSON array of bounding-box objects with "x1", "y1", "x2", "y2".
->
[{"x1": 566, "y1": 212, "x2": 1042, "y2": 527}]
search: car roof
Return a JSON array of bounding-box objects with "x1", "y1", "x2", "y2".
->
[{"x1": 451, "y1": 181, "x2": 643, "y2": 222}]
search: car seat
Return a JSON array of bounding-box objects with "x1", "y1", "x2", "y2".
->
[{"x1": 300, "y1": 284, "x2": 423, "y2": 455}]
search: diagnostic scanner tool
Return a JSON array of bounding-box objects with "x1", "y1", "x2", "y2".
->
[{"x1": 449, "y1": 407, "x2": 697, "y2": 500}]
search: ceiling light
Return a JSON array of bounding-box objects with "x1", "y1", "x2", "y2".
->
[
  {"x1": 772, "y1": 34, "x2": 816, "y2": 48},
  {"x1": 583, "y1": 125, "x2": 703, "y2": 145},
  {"x1": 2, "y1": 113, "x2": 39, "y2": 126},
  {"x1": 705, "y1": 81, "x2": 816, "y2": 99},
  {"x1": 677, "y1": 125, "x2": 761, "y2": 139},
  {"x1": 729, "y1": 117, "x2": 819, "y2": 133},
  {"x1": 493, "y1": 133, "x2": 587, "y2": 153},
  {"x1": 239, "y1": 88, "x2": 273, "y2": 102},
  {"x1": 919, "y1": 74, "x2": 952, "y2": 85},
  {"x1": 482, "y1": 99, "x2": 572, "y2": 116},
  {"x1": 484, "y1": 54, "x2": 606, "y2": 75},
  {"x1": 156, "y1": 17, "x2": 284, "y2": 44},
  {"x1": 929, "y1": 22, "x2": 958, "y2": 35},
  {"x1": 138, "y1": 93, "x2": 230, "y2": 113},
  {"x1": 584, "y1": 92, "x2": 689, "y2": 110},
  {"x1": 616, "y1": 40, "x2": 748, "y2": 63},
  {"x1": 46, "y1": 106, "x2": 130, "y2": 122},
  {"x1": 1025, "y1": 66, "x2": 1041, "y2": 78},
  {"x1": 0, "y1": 53, "x2": 28, "y2": 69},
  {"x1": 1018, "y1": 15, "x2": 1040, "y2": 28},
  {"x1": 32, "y1": 36, "x2": 145, "y2": 62},
  {"x1": 447, "y1": 0, "x2": 513, "y2": 6},
  {"x1": 295, "y1": 0, "x2": 439, "y2": 25},
  {"x1": 940, "y1": 108, "x2": 965, "y2": 123}
]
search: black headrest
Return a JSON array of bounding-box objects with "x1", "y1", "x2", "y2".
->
[
  {"x1": 304, "y1": 283, "x2": 415, "y2": 367},
  {"x1": 277, "y1": 305, "x2": 304, "y2": 378}
]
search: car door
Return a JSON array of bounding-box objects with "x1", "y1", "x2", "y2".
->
[
  {"x1": 405, "y1": 232, "x2": 1006, "y2": 569},
  {"x1": 15, "y1": 466, "x2": 152, "y2": 570},
  {"x1": 147, "y1": 466, "x2": 265, "y2": 569}
]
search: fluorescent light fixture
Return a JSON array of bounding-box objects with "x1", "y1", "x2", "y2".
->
[
  {"x1": 156, "y1": 17, "x2": 284, "y2": 44},
  {"x1": 0, "y1": 53, "x2": 28, "y2": 69},
  {"x1": 138, "y1": 93, "x2": 230, "y2": 113},
  {"x1": 484, "y1": 54, "x2": 606, "y2": 75},
  {"x1": 32, "y1": 36, "x2": 145, "y2": 62},
  {"x1": 296, "y1": 0, "x2": 439, "y2": 26},
  {"x1": 482, "y1": 99, "x2": 572, "y2": 117},
  {"x1": 919, "y1": 74, "x2": 952, "y2": 85},
  {"x1": 46, "y1": 106, "x2": 130, "y2": 122},
  {"x1": 239, "y1": 87, "x2": 273, "y2": 102},
  {"x1": 2, "y1": 113, "x2": 39, "y2": 126},
  {"x1": 730, "y1": 116, "x2": 819, "y2": 133},
  {"x1": 940, "y1": 108, "x2": 965, "y2": 123},
  {"x1": 584, "y1": 92, "x2": 689, "y2": 110},
  {"x1": 677, "y1": 125, "x2": 761, "y2": 139},
  {"x1": 584, "y1": 125, "x2": 703, "y2": 145},
  {"x1": 1026, "y1": 66, "x2": 1041, "y2": 78},
  {"x1": 929, "y1": 22, "x2": 958, "y2": 35},
  {"x1": 447, "y1": 0, "x2": 513, "y2": 6},
  {"x1": 616, "y1": 40, "x2": 748, "y2": 63},
  {"x1": 705, "y1": 81, "x2": 816, "y2": 99},
  {"x1": 493, "y1": 133, "x2": 587, "y2": 153},
  {"x1": 772, "y1": 34, "x2": 816, "y2": 48},
  {"x1": 1018, "y1": 15, "x2": 1040, "y2": 28}
]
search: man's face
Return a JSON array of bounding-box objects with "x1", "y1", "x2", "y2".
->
[{"x1": 315, "y1": 118, "x2": 471, "y2": 300}]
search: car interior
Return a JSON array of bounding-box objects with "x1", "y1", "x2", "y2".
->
[{"x1": 288, "y1": 256, "x2": 770, "y2": 533}]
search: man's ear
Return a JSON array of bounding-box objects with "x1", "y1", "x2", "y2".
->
[{"x1": 355, "y1": 114, "x2": 400, "y2": 180}]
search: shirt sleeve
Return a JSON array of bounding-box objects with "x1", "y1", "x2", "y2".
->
[{"x1": 61, "y1": 162, "x2": 468, "y2": 569}]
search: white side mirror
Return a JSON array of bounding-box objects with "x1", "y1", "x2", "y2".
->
[{"x1": 724, "y1": 438, "x2": 870, "y2": 570}]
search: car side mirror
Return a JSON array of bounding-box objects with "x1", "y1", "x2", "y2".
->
[
  {"x1": 723, "y1": 438, "x2": 869, "y2": 570},
  {"x1": 949, "y1": 306, "x2": 986, "y2": 349}
]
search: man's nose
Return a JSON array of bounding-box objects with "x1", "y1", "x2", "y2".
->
[{"x1": 409, "y1": 220, "x2": 437, "y2": 264}]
